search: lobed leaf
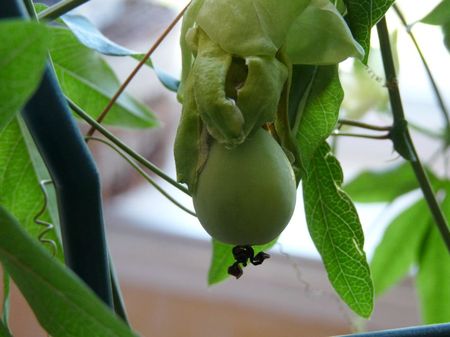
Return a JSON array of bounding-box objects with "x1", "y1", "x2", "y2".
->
[
  {"x1": 302, "y1": 142, "x2": 373, "y2": 318},
  {"x1": 0, "y1": 119, "x2": 62, "y2": 259},
  {"x1": 208, "y1": 239, "x2": 277, "y2": 285},
  {"x1": 0, "y1": 20, "x2": 49, "y2": 132},
  {"x1": 370, "y1": 199, "x2": 430, "y2": 296},
  {"x1": 295, "y1": 65, "x2": 343, "y2": 168},
  {"x1": 49, "y1": 26, "x2": 157, "y2": 129},
  {"x1": 0, "y1": 206, "x2": 139, "y2": 337},
  {"x1": 343, "y1": 0, "x2": 395, "y2": 63}
]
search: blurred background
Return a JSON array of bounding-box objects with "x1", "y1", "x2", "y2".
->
[{"x1": 4, "y1": 0, "x2": 450, "y2": 336}]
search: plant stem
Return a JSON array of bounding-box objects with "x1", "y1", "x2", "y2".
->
[
  {"x1": 377, "y1": 18, "x2": 450, "y2": 252},
  {"x1": 68, "y1": 99, "x2": 190, "y2": 196},
  {"x1": 87, "y1": 137, "x2": 196, "y2": 216},
  {"x1": 85, "y1": 2, "x2": 190, "y2": 139},
  {"x1": 38, "y1": 0, "x2": 89, "y2": 21},
  {"x1": 393, "y1": 4, "x2": 450, "y2": 139},
  {"x1": 338, "y1": 119, "x2": 391, "y2": 131},
  {"x1": 332, "y1": 132, "x2": 391, "y2": 140}
]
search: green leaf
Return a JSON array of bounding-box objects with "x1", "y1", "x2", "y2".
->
[
  {"x1": 286, "y1": 0, "x2": 364, "y2": 65},
  {"x1": 60, "y1": 14, "x2": 179, "y2": 92},
  {"x1": 1, "y1": 271, "x2": 10, "y2": 329},
  {"x1": 344, "y1": 163, "x2": 440, "y2": 203},
  {"x1": 370, "y1": 199, "x2": 430, "y2": 296},
  {"x1": 420, "y1": 0, "x2": 450, "y2": 26},
  {"x1": 0, "y1": 319, "x2": 12, "y2": 337},
  {"x1": 443, "y1": 21, "x2": 450, "y2": 52},
  {"x1": 417, "y1": 224, "x2": 450, "y2": 324},
  {"x1": 343, "y1": 0, "x2": 395, "y2": 63},
  {"x1": 344, "y1": 163, "x2": 417, "y2": 203},
  {"x1": 0, "y1": 20, "x2": 49, "y2": 132},
  {"x1": 0, "y1": 119, "x2": 63, "y2": 259},
  {"x1": 0, "y1": 206, "x2": 139, "y2": 337},
  {"x1": 302, "y1": 142, "x2": 373, "y2": 318},
  {"x1": 295, "y1": 65, "x2": 343, "y2": 167},
  {"x1": 208, "y1": 239, "x2": 277, "y2": 285},
  {"x1": 49, "y1": 26, "x2": 157, "y2": 129}
]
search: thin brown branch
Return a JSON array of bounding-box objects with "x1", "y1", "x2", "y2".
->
[{"x1": 85, "y1": 1, "x2": 191, "y2": 139}]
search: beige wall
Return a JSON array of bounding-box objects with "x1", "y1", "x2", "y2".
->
[{"x1": 1, "y1": 275, "x2": 345, "y2": 337}]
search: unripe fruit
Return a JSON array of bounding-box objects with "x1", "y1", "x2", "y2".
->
[{"x1": 193, "y1": 128, "x2": 297, "y2": 245}]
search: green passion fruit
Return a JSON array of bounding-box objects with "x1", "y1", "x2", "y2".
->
[{"x1": 193, "y1": 128, "x2": 297, "y2": 245}]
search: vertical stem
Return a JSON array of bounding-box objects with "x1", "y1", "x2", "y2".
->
[
  {"x1": 377, "y1": 18, "x2": 450, "y2": 252},
  {"x1": 393, "y1": 4, "x2": 450, "y2": 135}
]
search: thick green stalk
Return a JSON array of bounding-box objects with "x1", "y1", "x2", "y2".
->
[
  {"x1": 38, "y1": 0, "x2": 89, "y2": 21},
  {"x1": 377, "y1": 18, "x2": 450, "y2": 252}
]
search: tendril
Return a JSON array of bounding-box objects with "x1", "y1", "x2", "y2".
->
[
  {"x1": 86, "y1": 137, "x2": 197, "y2": 217},
  {"x1": 34, "y1": 180, "x2": 57, "y2": 256}
]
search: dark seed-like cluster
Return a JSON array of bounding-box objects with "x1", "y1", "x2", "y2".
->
[{"x1": 227, "y1": 245, "x2": 270, "y2": 279}]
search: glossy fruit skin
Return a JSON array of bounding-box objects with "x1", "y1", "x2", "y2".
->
[{"x1": 193, "y1": 129, "x2": 297, "y2": 245}]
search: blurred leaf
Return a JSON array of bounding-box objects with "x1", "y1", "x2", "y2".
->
[
  {"x1": 345, "y1": 163, "x2": 417, "y2": 203},
  {"x1": 61, "y1": 14, "x2": 180, "y2": 92},
  {"x1": 420, "y1": 0, "x2": 450, "y2": 26},
  {"x1": 61, "y1": 14, "x2": 139, "y2": 56},
  {"x1": 0, "y1": 320, "x2": 12, "y2": 337},
  {"x1": 295, "y1": 65, "x2": 343, "y2": 167},
  {"x1": 0, "y1": 206, "x2": 140, "y2": 337},
  {"x1": 345, "y1": 163, "x2": 440, "y2": 203},
  {"x1": 417, "y1": 223, "x2": 450, "y2": 324},
  {"x1": 208, "y1": 239, "x2": 277, "y2": 285},
  {"x1": 371, "y1": 199, "x2": 430, "y2": 296},
  {"x1": 332, "y1": 0, "x2": 347, "y2": 15},
  {"x1": 286, "y1": 0, "x2": 364, "y2": 65},
  {"x1": 1, "y1": 271, "x2": 10, "y2": 332},
  {"x1": 0, "y1": 20, "x2": 49, "y2": 132},
  {"x1": 0, "y1": 119, "x2": 63, "y2": 259},
  {"x1": 49, "y1": 26, "x2": 157, "y2": 128},
  {"x1": 302, "y1": 142, "x2": 373, "y2": 318},
  {"x1": 343, "y1": 0, "x2": 395, "y2": 63},
  {"x1": 443, "y1": 21, "x2": 450, "y2": 52}
]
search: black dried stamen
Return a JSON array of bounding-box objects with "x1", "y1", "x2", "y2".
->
[
  {"x1": 251, "y1": 251, "x2": 270, "y2": 265},
  {"x1": 227, "y1": 245, "x2": 270, "y2": 278},
  {"x1": 228, "y1": 262, "x2": 243, "y2": 279}
]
